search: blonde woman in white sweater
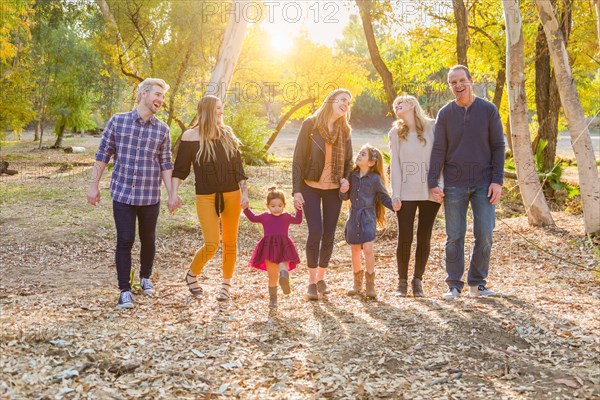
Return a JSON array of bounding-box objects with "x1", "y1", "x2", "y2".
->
[{"x1": 388, "y1": 95, "x2": 443, "y2": 297}]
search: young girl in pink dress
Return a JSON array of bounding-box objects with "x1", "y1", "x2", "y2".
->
[{"x1": 242, "y1": 186, "x2": 302, "y2": 308}]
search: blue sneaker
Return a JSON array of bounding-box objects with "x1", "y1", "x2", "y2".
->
[
  {"x1": 140, "y1": 278, "x2": 154, "y2": 296},
  {"x1": 117, "y1": 291, "x2": 134, "y2": 309}
]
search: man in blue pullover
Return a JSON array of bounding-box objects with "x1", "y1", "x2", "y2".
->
[{"x1": 428, "y1": 65, "x2": 505, "y2": 299}]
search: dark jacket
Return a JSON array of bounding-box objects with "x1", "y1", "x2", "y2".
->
[
  {"x1": 340, "y1": 171, "x2": 393, "y2": 245},
  {"x1": 292, "y1": 117, "x2": 354, "y2": 194}
]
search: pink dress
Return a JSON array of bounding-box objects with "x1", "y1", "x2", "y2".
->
[{"x1": 243, "y1": 208, "x2": 302, "y2": 271}]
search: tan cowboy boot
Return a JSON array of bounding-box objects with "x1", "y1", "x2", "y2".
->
[
  {"x1": 347, "y1": 270, "x2": 364, "y2": 296},
  {"x1": 269, "y1": 286, "x2": 278, "y2": 308},
  {"x1": 365, "y1": 272, "x2": 377, "y2": 299}
]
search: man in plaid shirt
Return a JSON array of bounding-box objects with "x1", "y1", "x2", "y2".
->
[{"x1": 87, "y1": 78, "x2": 181, "y2": 309}]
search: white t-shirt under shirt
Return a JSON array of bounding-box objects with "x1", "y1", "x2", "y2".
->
[{"x1": 388, "y1": 120, "x2": 443, "y2": 202}]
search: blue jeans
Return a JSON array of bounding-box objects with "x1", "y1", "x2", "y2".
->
[
  {"x1": 443, "y1": 185, "x2": 495, "y2": 291},
  {"x1": 113, "y1": 200, "x2": 160, "y2": 291}
]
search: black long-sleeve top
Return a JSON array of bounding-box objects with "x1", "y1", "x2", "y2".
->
[{"x1": 173, "y1": 140, "x2": 247, "y2": 194}]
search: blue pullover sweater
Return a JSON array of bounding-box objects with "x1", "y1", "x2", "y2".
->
[{"x1": 428, "y1": 97, "x2": 505, "y2": 188}]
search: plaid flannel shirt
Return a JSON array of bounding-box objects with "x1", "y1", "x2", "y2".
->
[{"x1": 95, "y1": 110, "x2": 173, "y2": 206}]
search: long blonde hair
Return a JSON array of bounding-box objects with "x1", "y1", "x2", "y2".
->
[
  {"x1": 352, "y1": 144, "x2": 388, "y2": 229},
  {"x1": 313, "y1": 89, "x2": 352, "y2": 139},
  {"x1": 392, "y1": 95, "x2": 433, "y2": 145},
  {"x1": 194, "y1": 95, "x2": 241, "y2": 163}
]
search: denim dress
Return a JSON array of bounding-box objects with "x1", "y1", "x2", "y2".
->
[{"x1": 341, "y1": 171, "x2": 394, "y2": 245}]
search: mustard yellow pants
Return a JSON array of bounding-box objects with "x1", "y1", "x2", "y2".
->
[{"x1": 189, "y1": 190, "x2": 241, "y2": 279}]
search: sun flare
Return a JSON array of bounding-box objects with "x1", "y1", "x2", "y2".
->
[{"x1": 269, "y1": 34, "x2": 293, "y2": 53}]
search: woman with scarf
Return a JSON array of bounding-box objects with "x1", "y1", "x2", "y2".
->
[{"x1": 292, "y1": 89, "x2": 354, "y2": 300}]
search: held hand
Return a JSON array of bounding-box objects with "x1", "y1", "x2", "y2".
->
[
  {"x1": 430, "y1": 187, "x2": 444, "y2": 203},
  {"x1": 240, "y1": 193, "x2": 249, "y2": 210},
  {"x1": 168, "y1": 194, "x2": 182, "y2": 214},
  {"x1": 392, "y1": 198, "x2": 402, "y2": 212},
  {"x1": 87, "y1": 186, "x2": 100, "y2": 206},
  {"x1": 340, "y1": 178, "x2": 350, "y2": 194},
  {"x1": 293, "y1": 192, "x2": 304, "y2": 210},
  {"x1": 488, "y1": 183, "x2": 502, "y2": 205}
]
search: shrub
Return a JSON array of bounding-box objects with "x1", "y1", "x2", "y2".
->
[{"x1": 225, "y1": 101, "x2": 270, "y2": 165}]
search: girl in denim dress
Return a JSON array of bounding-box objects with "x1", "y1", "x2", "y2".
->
[{"x1": 340, "y1": 144, "x2": 394, "y2": 299}]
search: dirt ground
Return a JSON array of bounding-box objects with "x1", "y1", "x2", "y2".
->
[{"x1": 0, "y1": 132, "x2": 599, "y2": 399}]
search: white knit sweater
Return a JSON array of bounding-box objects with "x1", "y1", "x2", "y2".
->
[{"x1": 388, "y1": 120, "x2": 443, "y2": 202}]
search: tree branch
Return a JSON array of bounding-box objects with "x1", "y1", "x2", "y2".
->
[{"x1": 263, "y1": 98, "x2": 315, "y2": 152}]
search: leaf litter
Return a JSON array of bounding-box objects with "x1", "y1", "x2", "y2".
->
[{"x1": 1, "y1": 161, "x2": 599, "y2": 399}]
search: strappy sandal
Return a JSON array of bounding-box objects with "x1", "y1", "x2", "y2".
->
[
  {"x1": 185, "y1": 271, "x2": 203, "y2": 297},
  {"x1": 216, "y1": 282, "x2": 231, "y2": 302}
]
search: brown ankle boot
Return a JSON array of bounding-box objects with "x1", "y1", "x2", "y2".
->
[
  {"x1": 412, "y1": 278, "x2": 425, "y2": 297},
  {"x1": 365, "y1": 272, "x2": 376, "y2": 299},
  {"x1": 347, "y1": 270, "x2": 364, "y2": 296},
  {"x1": 269, "y1": 286, "x2": 278, "y2": 308},
  {"x1": 307, "y1": 283, "x2": 318, "y2": 300},
  {"x1": 316, "y1": 280, "x2": 329, "y2": 294},
  {"x1": 396, "y1": 278, "x2": 408, "y2": 297}
]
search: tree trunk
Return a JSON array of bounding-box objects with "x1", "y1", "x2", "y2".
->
[
  {"x1": 537, "y1": 0, "x2": 600, "y2": 235},
  {"x1": 534, "y1": 23, "x2": 559, "y2": 171},
  {"x1": 534, "y1": 0, "x2": 571, "y2": 173},
  {"x1": 34, "y1": 121, "x2": 40, "y2": 141},
  {"x1": 505, "y1": 114, "x2": 513, "y2": 154},
  {"x1": 38, "y1": 118, "x2": 44, "y2": 149},
  {"x1": 356, "y1": 0, "x2": 396, "y2": 112},
  {"x1": 130, "y1": 84, "x2": 137, "y2": 111},
  {"x1": 205, "y1": 0, "x2": 248, "y2": 100},
  {"x1": 38, "y1": 86, "x2": 47, "y2": 149},
  {"x1": 491, "y1": 56, "x2": 505, "y2": 110},
  {"x1": 595, "y1": 0, "x2": 600, "y2": 48},
  {"x1": 503, "y1": 0, "x2": 554, "y2": 227},
  {"x1": 53, "y1": 123, "x2": 66, "y2": 148},
  {"x1": 263, "y1": 97, "x2": 314, "y2": 152},
  {"x1": 167, "y1": 38, "x2": 194, "y2": 128},
  {"x1": 453, "y1": 0, "x2": 469, "y2": 66},
  {"x1": 184, "y1": 0, "x2": 249, "y2": 128}
]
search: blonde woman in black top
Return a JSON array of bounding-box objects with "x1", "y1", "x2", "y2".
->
[{"x1": 171, "y1": 95, "x2": 249, "y2": 301}]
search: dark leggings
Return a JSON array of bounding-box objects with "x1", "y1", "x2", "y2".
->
[
  {"x1": 113, "y1": 200, "x2": 160, "y2": 291},
  {"x1": 396, "y1": 200, "x2": 441, "y2": 280},
  {"x1": 301, "y1": 183, "x2": 342, "y2": 268}
]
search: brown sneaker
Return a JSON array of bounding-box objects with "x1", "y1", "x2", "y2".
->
[
  {"x1": 307, "y1": 283, "x2": 318, "y2": 300},
  {"x1": 347, "y1": 271, "x2": 364, "y2": 296},
  {"x1": 365, "y1": 272, "x2": 376, "y2": 299},
  {"x1": 412, "y1": 278, "x2": 425, "y2": 297},
  {"x1": 396, "y1": 278, "x2": 408, "y2": 297}
]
